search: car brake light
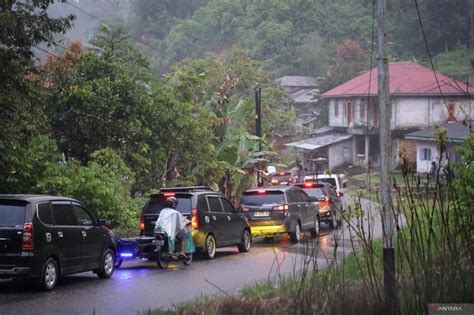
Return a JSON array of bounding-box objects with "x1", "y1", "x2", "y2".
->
[
  {"x1": 140, "y1": 212, "x2": 144, "y2": 232},
  {"x1": 22, "y1": 222, "x2": 33, "y2": 250},
  {"x1": 319, "y1": 196, "x2": 331, "y2": 207},
  {"x1": 304, "y1": 182, "x2": 314, "y2": 188},
  {"x1": 257, "y1": 189, "x2": 266, "y2": 194},
  {"x1": 191, "y1": 208, "x2": 199, "y2": 229},
  {"x1": 279, "y1": 172, "x2": 285, "y2": 176},
  {"x1": 163, "y1": 192, "x2": 175, "y2": 197}
]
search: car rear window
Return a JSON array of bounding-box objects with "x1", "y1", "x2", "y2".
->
[
  {"x1": 302, "y1": 188, "x2": 325, "y2": 199},
  {"x1": 144, "y1": 194, "x2": 192, "y2": 214},
  {"x1": 318, "y1": 178, "x2": 337, "y2": 187},
  {"x1": 0, "y1": 200, "x2": 26, "y2": 227},
  {"x1": 241, "y1": 191, "x2": 286, "y2": 205},
  {"x1": 272, "y1": 173, "x2": 292, "y2": 181}
]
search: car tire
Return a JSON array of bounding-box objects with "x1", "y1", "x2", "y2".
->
[
  {"x1": 201, "y1": 234, "x2": 216, "y2": 260},
  {"x1": 96, "y1": 248, "x2": 115, "y2": 279},
  {"x1": 309, "y1": 217, "x2": 320, "y2": 239},
  {"x1": 329, "y1": 212, "x2": 337, "y2": 229},
  {"x1": 237, "y1": 229, "x2": 251, "y2": 253},
  {"x1": 39, "y1": 257, "x2": 59, "y2": 291},
  {"x1": 289, "y1": 221, "x2": 302, "y2": 243}
]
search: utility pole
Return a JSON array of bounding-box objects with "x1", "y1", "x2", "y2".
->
[
  {"x1": 255, "y1": 85, "x2": 263, "y2": 187},
  {"x1": 377, "y1": 0, "x2": 397, "y2": 313}
]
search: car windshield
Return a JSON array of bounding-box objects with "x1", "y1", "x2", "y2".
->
[
  {"x1": 241, "y1": 191, "x2": 285, "y2": 205},
  {"x1": 144, "y1": 194, "x2": 192, "y2": 214},
  {"x1": 0, "y1": 201, "x2": 26, "y2": 227},
  {"x1": 318, "y1": 178, "x2": 337, "y2": 187},
  {"x1": 302, "y1": 187, "x2": 325, "y2": 199}
]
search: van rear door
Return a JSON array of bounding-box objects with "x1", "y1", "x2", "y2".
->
[{"x1": 0, "y1": 200, "x2": 27, "y2": 266}]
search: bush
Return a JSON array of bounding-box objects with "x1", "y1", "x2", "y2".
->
[{"x1": 38, "y1": 148, "x2": 139, "y2": 227}]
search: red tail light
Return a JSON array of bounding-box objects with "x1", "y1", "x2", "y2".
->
[
  {"x1": 257, "y1": 189, "x2": 266, "y2": 194},
  {"x1": 319, "y1": 196, "x2": 331, "y2": 207},
  {"x1": 22, "y1": 222, "x2": 33, "y2": 250},
  {"x1": 139, "y1": 212, "x2": 145, "y2": 232},
  {"x1": 191, "y1": 208, "x2": 199, "y2": 229},
  {"x1": 163, "y1": 192, "x2": 175, "y2": 197}
]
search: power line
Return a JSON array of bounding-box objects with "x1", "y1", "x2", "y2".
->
[
  {"x1": 33, "y1": 46, "x2": 60, "y2": 58},
  {"x1": 65, "y1": 1, "x2": 158, "y2": 51}
]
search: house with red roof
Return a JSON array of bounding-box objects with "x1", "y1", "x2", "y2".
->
[{"x1": 285, "y1": 62, "x2": 472, "y2": 171}]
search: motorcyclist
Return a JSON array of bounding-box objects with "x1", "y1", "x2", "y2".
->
[{"x1": 154, "y1": 196, "x2": 190, "y2": 258}]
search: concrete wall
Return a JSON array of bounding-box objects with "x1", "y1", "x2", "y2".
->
[
  {"x1": 328, "y1": 96, "x2": 472, "y2": 129},
  {"x1": 328, "y1": 139, "x2": 353, "y2": 169},
  {"x1": 415, "y1": 141, "x2": 439, "y2": 173}
]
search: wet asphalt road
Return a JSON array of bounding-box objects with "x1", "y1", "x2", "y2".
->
[{"x1": 0, "y1": 198, "x2": 383, "y2": 315}]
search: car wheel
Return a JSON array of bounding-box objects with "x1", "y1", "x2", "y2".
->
[
  {"x1": 39, "y1": 257, "x2": 59, "y2": 291},
  {"x1": 237, "y1": 229, "x2": 251, "y2": 253},
  {"x1": 309, "y1": 217, "x2": 320, "y2": 239},
  {"x1": 97, "y1": 248, "x2": 115, "y2": 279},
  {"x1": 289, "y1": 222, "x2": 302, "y2": 243},
  {"x1": 157, "y1": 250, "x2": 169, "y2": 269},
  {"x1": 202, "y1": 234, "x2": 216, "y2": 260}
]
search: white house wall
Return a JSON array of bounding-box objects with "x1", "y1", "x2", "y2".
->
[
  {"x1": 415, "y1": 141, "x2": 439, "y2": 173},
  {"x1": 328, "y1": 139, "x2": 353, "y2": 169},
  {"x1": 328, "y1": 97, "x2": 472, "y2": 129}
]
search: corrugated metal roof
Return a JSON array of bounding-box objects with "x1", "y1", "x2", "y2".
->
[
  {"x1": 291, "y1": 88, "x2": 319, "y2": 103},
  {"x1": 322, "y1": 62, "x2": 472, "y2": 98},
  {"x1": 275, "y1": 76, "x2": 319, "y2": 87},
  {"x1": 405, "y1": 122, "x2": 471, "y2": 142},
  {"x1": 285, "y1": 134, "x2": 353, "y2": 151}
]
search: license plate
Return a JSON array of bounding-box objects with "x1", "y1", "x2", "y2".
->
[{"x1": 254, "y1": 211, "x2": 269, "y2": 217}]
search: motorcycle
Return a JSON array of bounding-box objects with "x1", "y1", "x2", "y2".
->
[
  {"x1": 152, "y1": 231, "x2": 194, "y2": 269},
  {"x1": 115, "y1": 231, "x2": 194, "y2": 269}
]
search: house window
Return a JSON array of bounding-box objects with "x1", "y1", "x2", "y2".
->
[
  {"x1": 420, "y1": 148, "x2": 431, "y2": 161},
  {"x1": 334, "y1": 99, "x2": 339, "y2": 117},
  {"x1": 447, "y1": 100, "x2": 456, "y2": 122}
]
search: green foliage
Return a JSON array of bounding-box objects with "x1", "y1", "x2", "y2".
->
[
  {"x1": 433, "y1": 45, "x2": 474, "y2": 80},
  {"x1": 0, "y1": 135, "x2": 61, "y2": 194},
  {"x1": 0, "y1": 0, "x2": 73, "y2": 194},
  {"x1": 38, "y1": 148, "x2": 137, "y2": 227}
]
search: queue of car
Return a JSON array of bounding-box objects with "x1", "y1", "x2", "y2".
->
[{"x1": 0, "y1": 171, "x2": 344, "y2": 291}]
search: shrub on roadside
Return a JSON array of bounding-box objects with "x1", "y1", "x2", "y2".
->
[{"x1": 38, "y1": 147, "x2": 138, "y2": 227}]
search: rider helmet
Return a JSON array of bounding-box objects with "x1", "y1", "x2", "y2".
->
[{"x1": 165, "y1": 196, "x2": 178, "y2": 208}]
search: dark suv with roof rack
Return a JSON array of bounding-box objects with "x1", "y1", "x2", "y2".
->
[
  {"x1": 0, "y1": 195, "x2": 116, "y2": 290},
  {"x1": 240, "y1": 186, "x2": 320, "y2": 243},
  {"x1": 140, "y1": 186, "x2": 251, "y2": 259}
]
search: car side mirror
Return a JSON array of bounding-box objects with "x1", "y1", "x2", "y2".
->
[{"x1": 97, "y1": 217, "x2": 108, "y2": 226}]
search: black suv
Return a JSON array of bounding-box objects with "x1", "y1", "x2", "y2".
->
[
  {"x1": 240, "y1": 186, "x2": 320, "y2": 243},
  {"x1": 0, "y1": 195, "x2": 116, "y2": 290},
  {"x1": 140, "y1": 187, "x2": 251, "y2": 260},
  {"x1": 295, "y1": 182, "x2": 343, "y2": 229}
]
